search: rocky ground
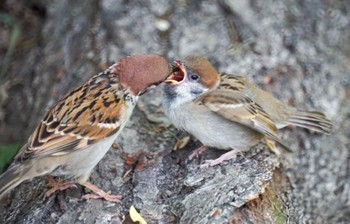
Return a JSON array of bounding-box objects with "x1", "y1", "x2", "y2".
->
[{"x1": 0, "y1": 0, "x2": 349, "y2": 223}]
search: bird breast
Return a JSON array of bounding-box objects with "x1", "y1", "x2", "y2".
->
[{"x1": 164, "y1": 101, "x2": 262, "y2": 150}]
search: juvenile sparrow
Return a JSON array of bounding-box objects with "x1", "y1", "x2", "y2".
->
[
  {"x1": 162, "y1": 55, "x2": 332, "y2": 167},
  {"x1": 0, "y1": 54, "x2": 170, "y2": 201}
]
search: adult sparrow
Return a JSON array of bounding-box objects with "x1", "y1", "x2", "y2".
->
[
  {"x1": 162, "y1": 55, "x2": 332, "y2": 167},
  {"x1": 0, "y1": 54, "x2": 170, "y2": 201}
]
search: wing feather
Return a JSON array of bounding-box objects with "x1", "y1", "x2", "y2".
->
[
  {"x1": 197, "y1": 88, "x2": 292, "y2": 151},
  {"x1": 16, "y1": 72, "x2": 127, "y2": 161}
]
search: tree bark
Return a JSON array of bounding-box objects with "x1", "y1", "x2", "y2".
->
[{"x1": 0, "y1": 0, "x2": 349, "y2": 223}]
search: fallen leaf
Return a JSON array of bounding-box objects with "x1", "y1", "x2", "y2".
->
[
  {"x1": 129, "y1": 205, "x2": 147, "y2": 224},
  {"x1": 210, "y1": 209, "x2": 221, "y2": 216},
  {"x1": 173, "y1": 136, "x2": 191, "y2": 150},
  {"x1": 263, "y1": 75, "x2": 273, "y2": 84}
]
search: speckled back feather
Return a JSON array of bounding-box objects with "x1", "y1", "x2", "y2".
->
[{"x1": 16, "y1": 65, "x2": 128, "y2": 161}]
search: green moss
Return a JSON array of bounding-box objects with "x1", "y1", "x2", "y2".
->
[
  {"x1": 0, "y1": 143, "x2": 21, "y2": 174},
  {"x1": 269, "y1": 194, "x2": 285, "y2": 224}
]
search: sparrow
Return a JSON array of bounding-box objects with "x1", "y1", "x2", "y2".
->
[
  {"x1": 0, "y1": 54, "x2": 170, "y2": 202},
  {"x1": 162, "y1": 55, "x2": 332, "y2": 167}
]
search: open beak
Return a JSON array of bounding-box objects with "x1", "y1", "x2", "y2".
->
[{"x1": 164, "y1": 60, "x2": 187, "y2": 84}]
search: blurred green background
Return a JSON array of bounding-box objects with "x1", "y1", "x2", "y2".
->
[
  {"x1": 0, "y1": 12, "x2": 21, "y2": 174},
  {"x1": 0, "y1": 144, "x2": 20, "y2": 173}
]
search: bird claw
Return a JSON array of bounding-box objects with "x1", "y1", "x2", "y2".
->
[
  {"x1": 200, "y1": 149, "x2": 239, "y2": 168},
  {"x1": 82, "y1": 182, "x2": 121, "y2": 202},
  {"x1": 199, "y1": 162, "x2": 211, "y2": 169},
  {"x1": 45, "y1": 180, "x2": 77, "y2": 198},
  {"x1": 80, "y1": 192, "x2": 122, "y2": 202},
  {"x1": 188, "y1": 145, "x2": 208, "y2": 160},
  {"x1": 200, "y1": 159, "x2": 222, "y2": 168}
]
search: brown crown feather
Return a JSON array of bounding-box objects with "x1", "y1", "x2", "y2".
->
[
  {"x1": 117, "y1": 55, "x2": 171, "y2": 95},
  {"x1": 184, "y1": 55, "x2": 219, "y2": 89}
]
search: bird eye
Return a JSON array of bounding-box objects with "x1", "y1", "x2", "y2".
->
[{"x1": 190, "y1": 74, "x2": 199, "y2": 81}]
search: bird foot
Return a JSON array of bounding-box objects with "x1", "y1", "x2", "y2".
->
[
  {"x1": 200, "y1": 149, "x2": 239, "y2": 168},
  {"x1": 188, "y1": 145, "x2": 208, "y2": 160},
  {"x1": 81, "y1": 182, "x2": 121, "y2": 202},
  {"x1": 45, "y1": 176, "x2": 77, "y2": 197}
]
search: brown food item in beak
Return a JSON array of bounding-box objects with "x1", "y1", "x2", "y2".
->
[{"x1": 164, "y1": 60, "x2": 187, "y2": 84}]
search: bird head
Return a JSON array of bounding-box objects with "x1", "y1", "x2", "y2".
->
[
  {"x1": 118, "y1": 54, "x2": 171, "y2": 96},
  {"x1": 163, "y1": 55, "x2": 220, "y2": 103}
]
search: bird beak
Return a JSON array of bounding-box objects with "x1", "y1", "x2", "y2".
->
[
  {"x1": 138, "y1": 79, "x2": 164, "y2": 96},
  {"x1": 164, "y1": 60, "x2": 186, "y2": 85}
]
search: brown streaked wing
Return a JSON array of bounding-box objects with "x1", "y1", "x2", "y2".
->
[
  {"x1": 218, "y1": 74, "x2": 246, "y2": 92},
  {"x1": 16, "y1": 77, "x2": 125, "y2": 161},
  {"x1": 196, "y1": 89, "x2": 292, "y2": 151}
]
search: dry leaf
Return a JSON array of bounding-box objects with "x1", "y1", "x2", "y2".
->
[
  {"x1": 129, "y1": 205, "x2": 147, "y2": 224},
  {"x1": 263, "y1": 75, "x2": 273, "y2": 84},
  {"x1": 173, "y1": 136, "x2": 191, "y2": 150}
]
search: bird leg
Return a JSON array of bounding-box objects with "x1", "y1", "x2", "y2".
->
[
  {"x1": 200, "y1": 148, "x2": 240, "y2": 168},
  {"x1": 188, "y1": 145, "x2": 208, "y2": 160},
  {"x1": 45, "y1": 176, "x2": 121, "y2": 202},
  {"x1": 45, "y1": 176, "x2": 77, "y2": 197},
  {"x1": 80, "y1": 182, "x2": 122, "y2": 202}
]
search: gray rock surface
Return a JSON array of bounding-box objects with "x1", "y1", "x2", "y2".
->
[{"x1": 0, "y1": 0, "x2": 349, "y2": 223}]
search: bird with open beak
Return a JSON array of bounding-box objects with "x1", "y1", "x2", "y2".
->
[
  {"x1": 162, "y1": 55, "x2": 332, "y2": 167},
  {"x1": 0, "y1": 54, "x2": 170, "y2": 202}
]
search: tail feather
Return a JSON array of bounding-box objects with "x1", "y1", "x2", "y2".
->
[
  {"x1": 287, "y1": 111, "x2": 332, "y2": 134},
  {"x1": 0, "y1": 164, "x2": 30, "y2": 199}
]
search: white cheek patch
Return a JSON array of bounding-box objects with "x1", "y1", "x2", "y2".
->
[
  {"x1": 176, "y1": 83, "x2": 196, "y2": 100},
  {"x1": 170, "y1": 82, "x2": 207, "y2": 109}
]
